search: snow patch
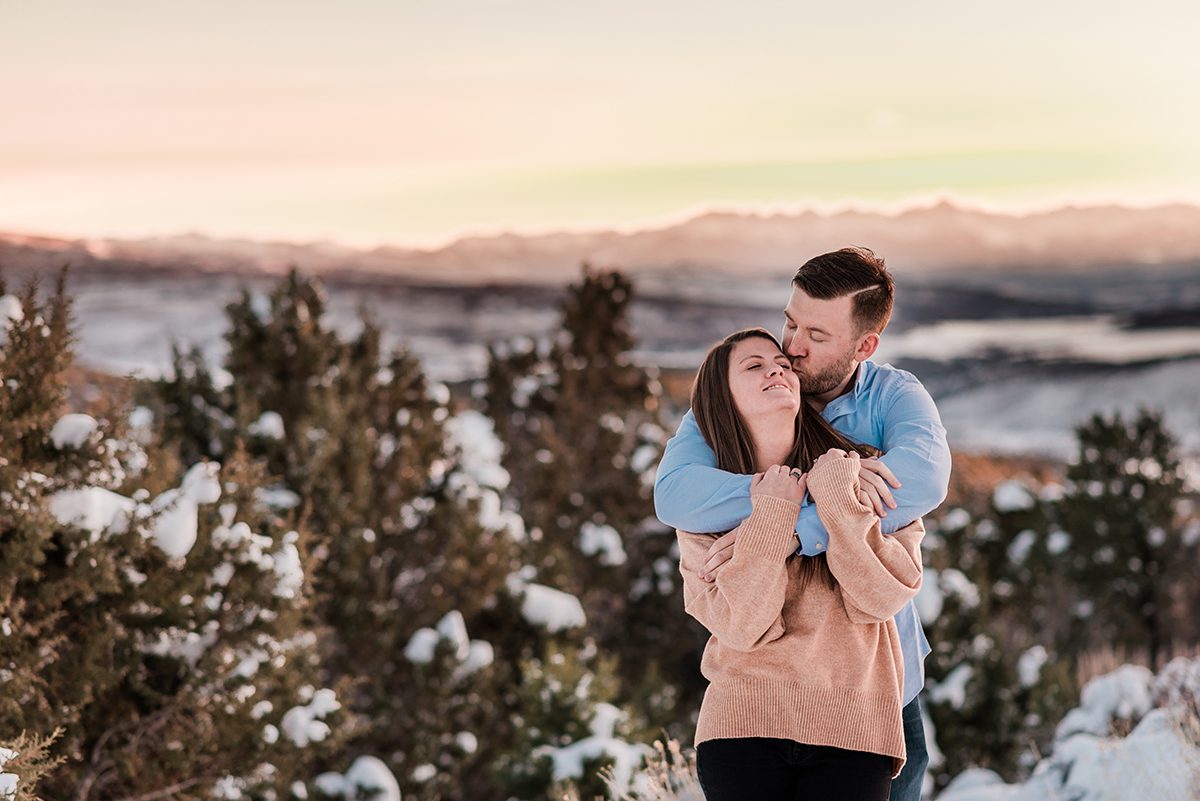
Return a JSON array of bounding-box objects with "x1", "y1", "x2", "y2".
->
[
  {"x1": 1018, "y1": 646, "x2": 1049, "y2": 688},
  {"x1": 1007, "y1": 529, "x2": 1038, "y2": 563},
  {"x1": 993, "y1": 480, "x2": 1036, "y2": 512},
  {"x1": 51, "y1": 413, "x2": 99, "y2": 449},
  {"x1": 248, "y1": 411, "x2": 285, "y2": 440},
  {"x1": 534, "y1": 703, "x2": 652, "y2": 794},
  {"x1": 915, "y1": 567, "x2": 944, "y2": 625},
  {"x1": 446, "y1": 410, "x2": 511, "y2": 490},
  {"x1": 47, "y1": 487, "x2": 137, "y2": 539},
  {"x1": 579, "y1": 522, "x2": 627, "y2": 566},
  {"x1": 940, "y1": 568, "x2": 981, "y2": 609},
  {"x1": 404, "y1": 611, "x2": 494, "y2": 679},
  {"x1": 1056, "y1": 665, "x2": 1154, "y2": 740},
  {"x1": 280, "y1": 688, "x2": 340, "y2": 747},
  {"x1": 0, "y1": 743, "x2": 18, "y2": 801},
  {"x1": 517, "y1": 581, "x2": 587, "y2": 633},
  {"x1": 929, "y1": 664, "x2": 973, "y2": 710},
  {"x1": 941, "y1": 659, "x2": 1200, "y2": 801}
]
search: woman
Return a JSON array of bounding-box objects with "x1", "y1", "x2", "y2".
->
[{"x1": 678, "y1": 328, "x2": 925, "y2": 801}]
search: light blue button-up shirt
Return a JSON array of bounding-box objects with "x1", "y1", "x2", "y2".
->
[{"x1": 654, "y1": 359, "x2": 951, "y2": 705}]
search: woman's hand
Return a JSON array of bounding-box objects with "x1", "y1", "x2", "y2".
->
[
  {"x1": 812, "y1": 449, "x2": 873, "y2": 511},
  {"x1": 813, "y1": 448, "x2": 861, "y2": 471},
  {"x1": 750, "y1": 464, "x2": 808, "y2": 505}
]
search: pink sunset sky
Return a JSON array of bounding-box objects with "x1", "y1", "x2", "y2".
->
[{"x1": 3, "y1": 0, "x2": 1198, "y2": 247}]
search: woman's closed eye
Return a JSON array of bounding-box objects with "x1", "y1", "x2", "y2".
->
[{"x1": 747, "y1": 358, "x2": 788, "y2": 369}]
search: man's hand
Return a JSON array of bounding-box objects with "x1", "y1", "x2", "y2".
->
[
  {"x1": 699, "y1": 529, "x2": 737, "y2": 582},
  {"x1": 857, "y1": 456, "x2": 900, "y2": 517}
]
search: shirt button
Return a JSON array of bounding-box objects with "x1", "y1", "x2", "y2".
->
[{"x1": 816, "y1": 541, "x2": 824, "y2": 551}]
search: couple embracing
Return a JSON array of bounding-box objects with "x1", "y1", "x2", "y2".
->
[{"x1": 655, "y1": 247, "x2": 952, "y2": 801}]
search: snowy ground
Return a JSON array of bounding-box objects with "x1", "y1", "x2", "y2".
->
[{"x1": 935, "y1": 659, "x2": 1200, "y2": 801}]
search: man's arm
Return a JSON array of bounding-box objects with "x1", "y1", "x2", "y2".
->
[
  {"x1": 655, "y1": 375, "x2": 951, "y2": 555},
  {"x1": 653, "y1": 410, "x2": 754, "y2": 534},
  {"x1": 654, "y1": 411, "x2": 829, "y2": 550},
  {"x1": 871, "y1": 377, "x2": 952, "y2": 528}
]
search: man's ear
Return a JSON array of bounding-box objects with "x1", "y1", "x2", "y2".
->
[{"x1": 855, "y1": 331, "x2": 880, "y2": 362}]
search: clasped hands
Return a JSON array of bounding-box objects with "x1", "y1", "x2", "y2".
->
[{"x1": 696, "y1": 452, "x2": 900, "y2": 583}]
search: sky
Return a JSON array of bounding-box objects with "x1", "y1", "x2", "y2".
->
[{"x1": 2, "y1": 0, "x2": 1199, "y2": 247}]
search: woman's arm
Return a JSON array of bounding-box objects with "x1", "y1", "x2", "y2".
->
[
  {"x1": 676, "y1": 495, "x2": 799, "y2": 652},
  {"x1": 806, "y1": 452, "x2": 924, "y2": 624}
]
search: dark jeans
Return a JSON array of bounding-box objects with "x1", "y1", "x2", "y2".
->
[
  {"x1": 890, "y1": 696, "x2": 929, "y2": 801},
  {"x1": 696, "y1": 737, "x2": 893, "y2": 801}
]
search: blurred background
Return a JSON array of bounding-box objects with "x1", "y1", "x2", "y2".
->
[{"x1": 1, "y1": 2, "x2": 1198, "y2": 800}]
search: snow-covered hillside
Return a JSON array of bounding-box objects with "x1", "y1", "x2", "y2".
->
[{"x1": 935, "y1": 358, "x2": 1200, "y2": 458}]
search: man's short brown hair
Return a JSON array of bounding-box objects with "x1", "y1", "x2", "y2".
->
[{"x1": 792, "y1": 246, "x2": 895, "y2": 335}]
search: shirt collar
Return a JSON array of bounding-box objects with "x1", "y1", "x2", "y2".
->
[
  {"x1": 822, "y1": 361, "x2": 871, "y2": 417},
  {"x1": 850, "y1": 360, "x2": 872, "y2": 398}
]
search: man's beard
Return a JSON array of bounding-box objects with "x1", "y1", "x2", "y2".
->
[{"x1": 793, "y1": 351, "x2": 856, "y2": 396}]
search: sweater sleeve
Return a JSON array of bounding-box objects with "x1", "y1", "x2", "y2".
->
[
  {"x1": 806, "y1": 457, "x2": 925, "y2": 624},
  {"x1": 676, "y1": 495, "x2": 800, "y2": 653}
]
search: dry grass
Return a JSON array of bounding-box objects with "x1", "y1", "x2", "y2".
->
[
  {"x1": 1077, "y1": 643, "x2": 1200, "y2": 688},
  {"x1": 560, "y1": 738, "x2": 703, "y2": 801}
]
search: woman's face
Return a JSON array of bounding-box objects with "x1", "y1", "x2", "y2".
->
[{"x1": 727, "y1": 336, "x2": 801, "y2": 421}]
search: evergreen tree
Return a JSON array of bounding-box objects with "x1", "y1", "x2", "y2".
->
[
  {"x1": 481, "y1": 267, "x2": 695, "y2": 739},
  {"x1": 920, "y1": 483, "x2": 1078, "y2": 789},
  {"x1": 0, "y1": 730, "x2": 64, "y2": 801},
  {"x1": 1, "y1": 272, "x2": 344, "y2": 801},
  {"x1": 147, "y1": 270, "x2": 591, "y2": 801},
  {"x1": 1056, "y1": 409, "x2": 1195, "y2": 669}
]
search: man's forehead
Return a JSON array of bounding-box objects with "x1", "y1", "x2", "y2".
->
[{"x1": 784, "y1": 288, "x2": 853, "y2": 325}]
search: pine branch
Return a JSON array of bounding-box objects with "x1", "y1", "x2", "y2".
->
[{"x1": 108, "y1": 777, "x2": 205, "y2": 801}]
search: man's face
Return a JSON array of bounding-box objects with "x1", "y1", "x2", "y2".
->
[{"x1": 780, "y1": 287, "x2": 861, "y2": 396}]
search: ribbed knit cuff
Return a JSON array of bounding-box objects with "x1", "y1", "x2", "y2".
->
[
  {"x1": 806, "y1": 456, "x2": 869, "y2": 517},
  {"x1": 736, "y1": 495, "x2": 801, "y2": 560}
]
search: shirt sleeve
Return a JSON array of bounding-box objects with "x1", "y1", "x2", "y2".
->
[
  {"x1": 653, "y1": 410, "x2": 755, "y2": 534},
  {"x1": 656, "y1": 372, "x2": 951, "y2": 551},
  {"x1": 654, "y1": 409, "x2": 832, "y2": 549},
  {"x1": 873, "y1": 376, "x2": 953, "y2": 529}
]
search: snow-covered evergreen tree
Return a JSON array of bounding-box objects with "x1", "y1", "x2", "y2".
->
[
  {"x1": 147, "y1": 270, "x2": 624, "y2": 801},
  {"x1": 920, "y1": 480, "x2": 1078, "y2": 790},
  {"x1": 482, "y1": 268, "x2": 693, "y2": 741},
  {"x1": 1, "y1": 272, "x2": 344, "y2": 801},
  {"x1": 1056, "y1": 409, "x2": 1195, "y2": 669}
]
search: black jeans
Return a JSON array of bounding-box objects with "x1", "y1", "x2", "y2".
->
[{"x1": 696, "y1": 737, "x2": 893, "y2": 801}]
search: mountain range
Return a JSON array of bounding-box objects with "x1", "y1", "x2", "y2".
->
[{"x1": 3, "y1": 200, "x2": 1200, "y2": 284}]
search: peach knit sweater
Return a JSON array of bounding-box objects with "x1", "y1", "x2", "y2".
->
[{"x1": 677, "y1": 456, "x2": 925, "y2": 778}]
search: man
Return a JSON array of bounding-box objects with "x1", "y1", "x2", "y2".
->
[{"x1": 654, "y1": 246, "x2": 951, "y2": 801}]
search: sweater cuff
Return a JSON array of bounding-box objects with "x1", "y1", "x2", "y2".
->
[
  {"x1": 736, "y1": 495, "x2": 802, "y2": 560},
  {"x1": 806, "y1": 457, "x2": 869, "y2": 518}
]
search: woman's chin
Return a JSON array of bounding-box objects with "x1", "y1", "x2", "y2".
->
[{"x1": 758, "y1": 396, "x2": 800, "y2": 416}]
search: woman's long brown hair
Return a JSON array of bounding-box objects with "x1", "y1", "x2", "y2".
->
[{"x1": 690, "y1": 328, "x2": 879, "y2": 587}]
